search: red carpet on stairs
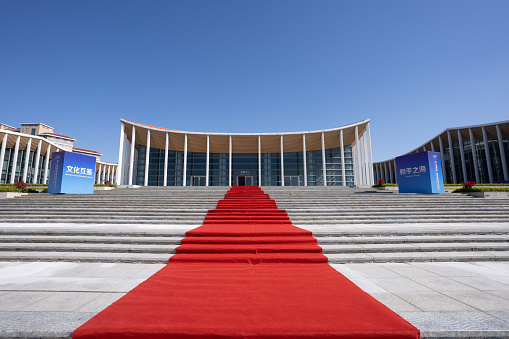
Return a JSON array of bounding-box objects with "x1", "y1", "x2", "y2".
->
[{"x1": 73, "y1": 186, "x2": 420, "y2": 339}]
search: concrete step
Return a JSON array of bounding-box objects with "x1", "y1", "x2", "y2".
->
[
  {"x1": 0, "y1": 235, "x2": 183, "y2": 244},
  {"x1": 0, "y1": 251, "x2": 171, "y2": 263},
  {"x1": 319, "y1": 242, "x2": 509, "y2": 254},
  {"x1": 325, "y1": 251, "x2": 509, "y2": 263},
  {"x1": 0, "y1": 218, "x2": 203, "y2": 224},
  {"x1": 291, "y1": 218, "x2": 509, "y2": 224},
  {"x1": 316, "y1": 234, "x2": 509, "y2": 244},
  {"x1": 0, "y1": 242, "x2": 178, "y2": 254}
]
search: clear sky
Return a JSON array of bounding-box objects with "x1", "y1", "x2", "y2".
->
[{"x1": 1, "y1": 1, "x2": 508, "y2": 163}]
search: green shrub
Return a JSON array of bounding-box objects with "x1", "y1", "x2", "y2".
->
[
  {"x1": 453, "y1": 187, "x2": 509, "y2": 193},
  {"x1": 94, "y1": 184, "x2": 117, "y2": 187},
  {"x1": 0, "y1": 186, "x2": 22, "y2": 193}
]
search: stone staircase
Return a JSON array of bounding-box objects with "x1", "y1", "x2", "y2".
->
[
  {"x1": 0, "y1": 186, "x2": 508, "y2": 263},
  {"x1": 262, "y1": 186, "x2": 509, "y2": 224},
  {"x1": 0, "y1": 186, "x2": 229, "y2": 224},
  {"x1": 263, "y1": 187, "x2": 509, "y2": 263},
  {"x1": 0, "y1": 187, "x2": 228, "y2": 263}
]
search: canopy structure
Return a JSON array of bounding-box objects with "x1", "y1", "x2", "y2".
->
[
  {"x1": 374, "y1": 120, "x2": 509, "y2": 185},
  {"x1": 116, "y1": 118, "x2": 374, "y2": 187},
  {"x1": 0, "y1": 129, "x2": 116, "y2": 185}
]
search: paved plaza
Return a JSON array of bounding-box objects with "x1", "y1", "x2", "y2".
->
[{"x1": 1, "y1": 258, "x2": 509, "y2": 338}]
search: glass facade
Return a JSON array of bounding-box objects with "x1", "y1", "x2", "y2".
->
[
  {"x1": 375, "y1": 127, "x2": 509, "y2": 184},
  {"x1": 0, "y1": 147, "x2": 49, "y2": 184},
  {"x1": 135, "y1": 144, "x2": 354, "y2": 186}
]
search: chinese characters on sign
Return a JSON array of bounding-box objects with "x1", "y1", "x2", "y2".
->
[
  {"x1": 66, "y1": 166, "x2": 93, "y2": 176},
  {"x1": 399, "y1": 166, "x2": 427, "y2": 176},
  {"x1": 433, "y1": 154, "x2": 440, "y2": 191},
  {"x1": 396, "y1": 151, "x2": 444, "y2": 194},
  {"x1": 48, "y1": 151, "x2": 96, "y2": 194}
]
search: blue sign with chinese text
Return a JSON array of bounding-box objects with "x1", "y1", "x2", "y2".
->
[
  {"x1": 396, "y1": 151, "x2": 445, "y2": 194},
  {"x1": 48, "y1": 151, "x2": 96, "y2": 194}
]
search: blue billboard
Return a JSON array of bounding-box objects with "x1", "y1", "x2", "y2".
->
[
  {"x1": 396, "y1": 151, "x2": 445, "y2": 194},
  {"x1": 48, "y1": 151, "x2": 96, "y2": 194}
]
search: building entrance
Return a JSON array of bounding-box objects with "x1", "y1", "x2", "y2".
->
[
  {"x1": 191, "y1": 176, "x2": 206, "y2": 186},
  {"x1": 284, "y1": 176, "x2": 300, "y2": 186},
  {"x1": 237, "y1": 176, "x2": 253, "y2": 186}
]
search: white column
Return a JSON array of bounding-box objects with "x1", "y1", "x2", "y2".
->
[
  {"x1": 457, "y1": 130, "x2": 468, "y2": 182},
  {"x1": 107, "y1": 166, "x2": 111, "y2": 182},
  {"x1": 438, "y1": 136, "x2": 447, "y2": 184},
  {"x1": 366, "y1": 123, "x2": 374, "y2": 185},
  {"x1": 0, "y1": 135, "x2": 7, "y2": 183},
  {"x1": 258, "y1": 136, "x2": 262, "y2": 187},
  {"x1": 22, "y1": 138, "x2": 32, "y2": 182},
  {"x1": 228, "y1": 135, "x2": 232, "y2": 186},
  {"x1": 206, "y1": 135, "x2": 210, "y2": 186},
  {"x1": 362, "y1": 130, "x2": 370, "y2": 185},
  {"x1": 9, "y1": 136, "x2": 20, "y2": 183},
  {"x1": 280, "y1": 135, "x2": 285, "y2": 186},
  {"x1": 122, "y1": 132, "x2": 129, "y2": 185},
  {"x1": 430, "y1": 142, "x2": 435, "y2": 152},
  {"x1": 358, "y1": 135, "x2": 364, "y2": 185},
  {"x1": 338, "y1": 130, "x2": 345, "y2": 186},
  {"x1": 302, "y1": 134, "x2": 307, "y2": 186},
  {"x1": 32, "y1": 140, "x2": 42, "y2": 184},
  {"x1": 97, "y1": 164, "x2": 102, "y2": 184},
  {"x1": 354, "y1": 126, "x2": 361, "y2": 186},
  {"x1": 183, "y1": 134, "x2": 188, "y2": 186},
  {"x1": 144, "y1": 130, "x2": 150, "y2": 186},
  {"x1": 423, "y1": 145, "x2": 427, "y2": 152},
  {"x1": 128, "y1": 126, "x2": 135, "y2": 185},
  {"x1": 447, "y1": 130, "x2": 457, "y2": 184},
  {"x1": 482, "y1": 127, "x2": 494, "y2": 183},
  {"x1": 102, "y1": 165, "x2": 106, "y2": 183},
  {"x1": 496, "y1": 125, "x2": 508, "y2": 181},
  {"x1": 43, "y1": 145, "x2": 51, "y2": 184},
  {"x1": 321, "y1": 132, "x2": 327, "y2": 186},
  {"x1": 116, "y1": 123, "x2": 125, "y2": 186},
  {"x1": 384, "y1": 163, "x2": 388, "y2": 183},
  {"x1": 164, "y1": 133, "x2": 168, "y2": 186},
  {"x1": 469, "y1": 129, "x2": 480, "y2": 183}
]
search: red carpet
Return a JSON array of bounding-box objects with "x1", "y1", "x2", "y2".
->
[{"x1": 73, "y1": 186, "x2": 420, "y2": 339}]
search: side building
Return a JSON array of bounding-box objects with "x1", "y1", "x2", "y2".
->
[
  {"x1": 116, "y1": 119, "x2": 374, "y2": 187},
  {"x1": 0, "y1": 123, "x2": 116, "y2": 185},
  {"x1": 374, "y1": 120, "x2": 509, "y2": 184}
]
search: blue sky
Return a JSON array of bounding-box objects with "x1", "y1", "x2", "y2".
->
[{"x1": 1, "y1": 1, "x2": 508, "y2": 163}]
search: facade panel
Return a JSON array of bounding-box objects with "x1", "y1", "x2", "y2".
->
[
  {"x1": 118, "y1": 119, "x2": 373, "y2": 187},
  {"x1": 374, "y1": 121, "x2": 509, "y2": 184}
]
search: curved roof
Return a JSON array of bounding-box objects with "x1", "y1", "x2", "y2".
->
[
  {"x1": 374, "y1": 120, "x2": 509, "y2": 165},
  {"x1": 121, "y1": 118, "x2": 370, "y2": 153},
  {"x1": 39, "y1": 132, "x2": 76, "y2": 141}
]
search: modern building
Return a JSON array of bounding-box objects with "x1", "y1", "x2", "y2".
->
[
  {"x1": 19, "y1": 123, "x2": 53, "y2": 136},
  {"x1": 116, "y1": 119, "x2": 374, "y2": 187},
  {"x1": 374, "y1": 120, "x2": 509, "y2": 184},
  {"x1": 0, "y1": 123, "x2": 116, "y2": 185}
]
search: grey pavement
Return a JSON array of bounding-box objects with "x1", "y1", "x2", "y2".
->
[
  {"x1": 1, "y1": 221, "x2": 509, "y2": 338},
  {"x1": 0, "y1": 262, "x2": 164, "y2": 338},
  {"x1": 0, "y1": 261, "x2": 508, "y2": 338},
  {"x1": 332, "y1": 261, "x2": 509, "y2": 338}
]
